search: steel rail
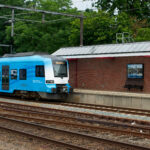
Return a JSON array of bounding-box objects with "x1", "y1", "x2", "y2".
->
[
  {"x1": 2, "y1": 96, "x2": 150, "y2": 115},
  {"x1": 0, "y1": 101, "x2": 150, "y2": 126},
  {"x1": 0, "y1": 116, "x2": 150, "y2": 150},
  {"x1": 64, "y1": 102, "x2": 150, "y2": 113},
  {"x1": 1, "y1": 113, "x2": 150, "y2": 139},
  {"x1": 58, "y1": 102, "x2": 150, "y2": 117}
]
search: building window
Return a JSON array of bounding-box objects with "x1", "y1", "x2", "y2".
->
[
  {"x1": 36, "y1": 65, "x2": 45, "y2": 77},
  {"x1": 127, "y1": 64, "x2": 144, "y2": 79},
  {"x1": 19, "y1": 69, "x2": 27, "y2": 80},
  {"x1": 11, "y1": 69, "x2": 17, "y2": 80}
]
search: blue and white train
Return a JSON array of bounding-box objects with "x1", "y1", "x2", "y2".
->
[{"x1": 0, "y1": 52, "x2": 73, "y2": 100}]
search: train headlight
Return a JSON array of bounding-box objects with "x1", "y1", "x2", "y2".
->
[
  {"x1": 51, "y1": 88, "x2": 56, "y2": 93},
  {"x1": 70, "y1": 88, "x2": 73, "y2": 93},
  {"x1": 62, "y1": 87, "x2": 68, "y2": 93},
  {"x1": 46, "y1": 80, "x2": 54, "y2": 83}
]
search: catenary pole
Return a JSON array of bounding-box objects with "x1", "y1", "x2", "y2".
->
[
  {"x1": 11, "y1": 9, "x2": 15, "y2": 53},
  {"x1": 80, "y1": 16, "x2": 84, "y2": 46},
  {"x1": 42, "y1": 13, "x2": 45, "y2": 23},
  {"x1": 11, "y1": 9, "x2": 14, "y2": 37}
]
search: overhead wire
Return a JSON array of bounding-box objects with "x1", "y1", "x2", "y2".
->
[
  {"x1": 2, "y1": 4, "x2": 148, "y2": 22},
  {"x1": 2, "y1": 12, "x2": 34, "y2": 17},
  {"x1": 14, "y1": 17, "x2": 75, "y2": 24},
  {"x1": 0, "y1": 4, "x2": 149, "y2": 25}
]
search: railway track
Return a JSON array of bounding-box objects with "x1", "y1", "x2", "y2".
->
[
  {"x1": 0, "y1": 100, "x2": 150, "y2": 126},
  {"x1": 1, "y1": 110, "x2": 150, "y2": 139},
  {"x1": 2, "y1": 95, "x2": 150, "y2": 117},
  {"x1": 0, "y1": 100, "x2": 149, "y2": 149},
  {"x1": 57, "y1": 102, "x2": 150, "y2": 117},
  {"x1": 0, "y1": 124, "x2": 87, "y2": 150},
  {"x1": 0, "y1": 115, "x2": 149, "y2": 150}
]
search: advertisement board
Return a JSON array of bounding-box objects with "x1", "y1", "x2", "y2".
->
[{"x1": 127, "y1": 64, "x2": 143, "y2": 79}]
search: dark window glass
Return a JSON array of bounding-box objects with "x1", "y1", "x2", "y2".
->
[
  {"x1": 11, "y1": 69, "x2": 17, "y2": 80},
  {"x1": 36, "y1": 66, "x2": 45, "y2": 77},
  {"x1": 53, "y1": 61, "x2": 67, "y2": 77},
  {"x1": 127, "y1": 64, "x2": 144, "y2": 79},
  {"x1": 19, "y1": 69, "x2": 27, "y2": 80}
]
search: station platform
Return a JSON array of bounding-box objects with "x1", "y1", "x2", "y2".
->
[{"x1": 67, "y1": 89, "x2": 150, "y2": 110}]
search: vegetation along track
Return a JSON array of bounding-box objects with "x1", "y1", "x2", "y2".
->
[{"x1": 0, "y1": 100, "x2": 150, "y2": 149}]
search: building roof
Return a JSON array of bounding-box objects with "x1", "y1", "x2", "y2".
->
[{"x1": 52, "y1": 41, "x2": 150, "y2": 59}]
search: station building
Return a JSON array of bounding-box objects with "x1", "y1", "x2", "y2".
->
[
  {"x1": 53, "y1": 41, "x2": 150, "y2": 94},
  {"x1": 53, "y1": 41, "x2": 150, "y2": 110}
]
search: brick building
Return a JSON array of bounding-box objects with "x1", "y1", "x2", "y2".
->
[{"x1": 53, "y1": 42, "x2": 150, "y2": 93}]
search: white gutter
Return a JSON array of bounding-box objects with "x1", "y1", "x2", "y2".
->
[{"x1": 60, "y1": 52, "x2": 150, "y2": 59}]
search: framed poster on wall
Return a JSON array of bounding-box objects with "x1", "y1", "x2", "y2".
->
[{"x1": 127, "y1": 64, "x2": 144, "y2": 79}]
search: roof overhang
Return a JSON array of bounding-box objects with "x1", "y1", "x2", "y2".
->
[{"x1": 60, "y1": 52, "x2": 150, "y2": 59}]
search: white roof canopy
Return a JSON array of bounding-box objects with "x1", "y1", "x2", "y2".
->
[{"x1": 52, "y1": 42, "x2": 150, "y2": 59}]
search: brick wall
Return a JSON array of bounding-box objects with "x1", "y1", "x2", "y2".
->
[{"x1": 68, "y1": 56, "x2": 150, "y2": 93}]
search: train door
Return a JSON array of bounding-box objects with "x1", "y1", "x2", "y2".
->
[{"x1": 2, "y1": 66, "x2": 9, "y2": 90}]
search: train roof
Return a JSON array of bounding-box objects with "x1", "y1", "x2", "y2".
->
[
  {"x1": 0, "y1": 52, "x2": 66, "y2": 62},
  {"x1": 2, "y1": 52, "x2": 49, "y2": 58}
]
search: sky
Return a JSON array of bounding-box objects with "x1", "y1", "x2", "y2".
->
[{"x1": 72, "y1": 0, "x2": 97, "y2": 10}]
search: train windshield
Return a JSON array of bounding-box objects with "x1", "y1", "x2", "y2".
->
[{"x1": 53, "y1": 61, "x2": 68, "y2": 77}]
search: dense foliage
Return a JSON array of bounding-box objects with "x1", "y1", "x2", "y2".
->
[
  {"x1": 95, "y1": 0, "x2": 150, "y2": 20},
  {"x1": 0, "y1": 0, "x2": 76, "y2": 55},
  {"x1": 69, "y1": 11, "x2": 133, "y2": 45},
  {"x1": 0, "y1": 0, "x2": 149, "y2": 55}
]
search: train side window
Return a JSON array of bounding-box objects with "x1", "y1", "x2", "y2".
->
[
  {"x1": 19, "y1": 69, "x2": 26, "y2": 80},
  {"x1": 36, "y1": 66, "x2": 45, "y2": 77},
  {"x1": 11, "y1": 69, "x2": 17, "y2": 80}
]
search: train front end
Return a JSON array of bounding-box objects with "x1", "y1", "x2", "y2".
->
[{"x1": 40, "y1": 56, "x2": 73, "y2": 99}]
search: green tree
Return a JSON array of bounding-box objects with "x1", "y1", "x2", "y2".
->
[
  {"x1": 37, "y1": 0, "x2": 72, "y2": 11},
  {"x1": 69, "y1": 11, "x2": 132, "y2": 46},
  {"x1": 0, "y1": 0, "x2": 26, "y2": 55},
  {"x1": 3, "y1": 0, "x2": 77, "y2": 54},
  {"x1": 135, "y1": 28, "x2": 150, "y2": 41},
  {"x1": 0, "y1": 0, "x2": 25, "y2": 6},
  {"x1": 6, "y1": 20, "x2": 73, "y2": 53},
  {"x1": 95, "y1": 0, "x2": 150, "y2": 20},
  {"x1": 0, "y1": 0, "x2": 149, "y2": 56}
]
